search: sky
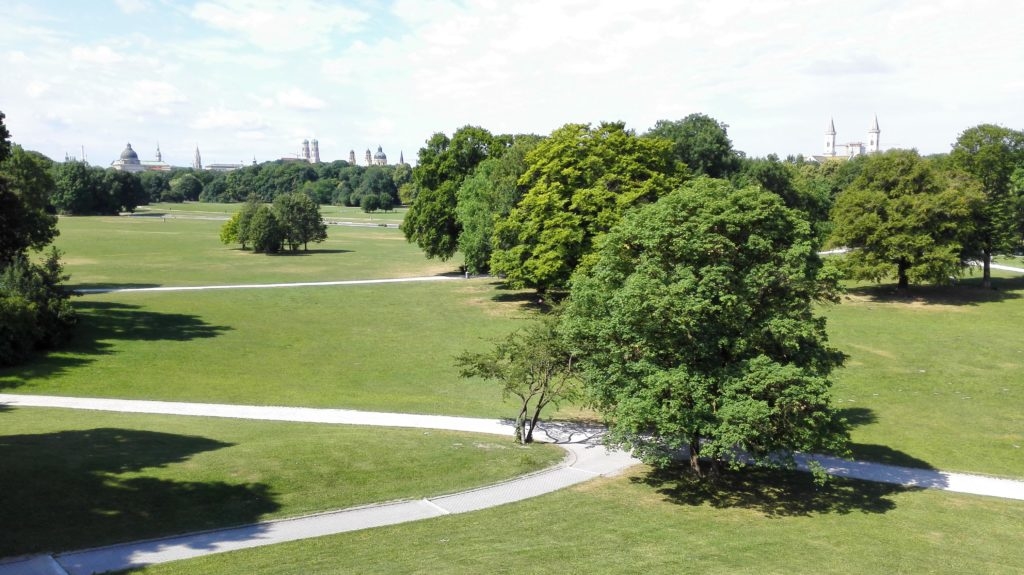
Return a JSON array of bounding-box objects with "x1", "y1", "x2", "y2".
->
[{"x1": 1, "y1": 0, "x2": 1022, "y2": 168}]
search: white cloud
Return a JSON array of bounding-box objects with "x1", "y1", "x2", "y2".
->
[
  {"x1": 189, "y1": 106, "x2": 270, "y2": 131},
  {"x1": 276, "y1": 88, "x2": 326, "y2": 110},
  {"x1": 71, "y1": 45, "x2": 123, "y2": 64},
  {"x1": 190, "y1": 0, "x2": 369, "y2": 52},
  {"x1": 115, "y1": 0, "x2": 148, "y2": 14}
]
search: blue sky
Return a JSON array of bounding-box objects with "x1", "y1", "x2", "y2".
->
[{"x1": 1, "y1": 0, "x2": 1022, "y2": 168}]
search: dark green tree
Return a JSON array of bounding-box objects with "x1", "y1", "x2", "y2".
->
[
  {"x1": 103, "y1": 169, "x2": 147, "y2": 213},
  {"x1": 248, "y1": 205, "x2": 283, "y2": 254},
  {"x1": 645, "y1": 114, "x2": 741, "y2": 178},
  {"x1": 491, "y1": 122, "x2": 680, "y2": 292},
  {"x1": 170, "y1": 173, "x2": 203, "y2": 202},
  {"x1": 402, "y1": 126, "x2": 508, "y2": 260},
  {"x1": 562, "y1": 177, "x2": 847, "y2": 475},
  {"x1": 949, "y1": 124, "x2": 1024, "y2": 288},
  {"x1": 52, "y1": 161, "x2": 115, "y2": 215},
  {"x1": 829, "y1": 150, "x2": 982, "y2": 289},
  {"x1": 0, "y1": 145, "x2": 58, "y2": 264},
  {"x1": 273, "y1": 192, "x2": 327, "y2": 251}
]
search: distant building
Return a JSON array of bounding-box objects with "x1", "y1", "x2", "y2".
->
[
  {"x1": 813, "y1": 116, "x2": 881, "y2": 161},
  {"x1": 111, "y1": 143, "x2": 171, "y2": 172},
  {"x1": 349, "y1": 145, "x2": 401, "y2": 167}
]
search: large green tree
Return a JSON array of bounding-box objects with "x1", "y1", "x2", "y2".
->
[
  {"x1": 562, "y1": 177, "x2": 847, "y2": 475},
  {"x1": 829, "y1": 150, "x2": 982, "y2": 290},
  {"x1": 645, "y1": 114, "x2": 741, "y2": 179},
  {"x1": 949, "y1": 124, "x2": 1024, "y2": 288},
  {"x1": 273, "y1": 192, "x2": 327, "y2": 251},
  {"x1": 402, "y1": 126, "x2": 509, "y2": 261},
  {"x1": 52, "y1": 161, "x2": 115, "y2": 215},
  {"x1": 455, "y1": 135, "x2": 542, "y2": 274},
  {"x1": 0, "y1": 145, "x2": 58, "y2": 264},
  {"x1": 490, "y1": 122, "x2": 680, "y2": 292}
]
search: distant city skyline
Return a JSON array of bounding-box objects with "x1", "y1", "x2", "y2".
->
[{"x1": 2, "y1": 1, "x2": 1022, "y2": 167}]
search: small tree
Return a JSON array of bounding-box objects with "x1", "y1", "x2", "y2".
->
[
  {"x1": 248, "y1": 205, "x2": 283, "y2": 254},
  {"x1": 456, "y1": 313, "x2": 580, "y2": 444}
]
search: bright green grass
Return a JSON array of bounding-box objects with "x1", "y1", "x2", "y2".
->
[
  {"x1": 52, "y1": 215, "x2": 450, "y2": 289},
  {"x1": 136, "y1": 202, "x2": 407, "y2": 224},
  {"x1": 120, "y1": 466, "x2": 1024, "y2": 575},
  {"x1": 0, "y1": 406, "x2": 561, "y2": 557},
  {"x1": 0, "y1": 281, "x2": 538, "y2": 416},
  {"x1": 823, "y1": 277, "x2": 1024, "y2": 477}
]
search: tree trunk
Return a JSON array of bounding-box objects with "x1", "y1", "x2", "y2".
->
[
  {"x1": 688, "y1": 440, "x2": 702, "y2": 476},
  {"x1": 525, "y1": 399, "x2": 546, "y2": 444},
  {"x1": 983, "y1": 249, "x2": 992, "y2": 289},
  {"x1": 897, "y1": 258, "x2": 910, "y2": 291},
  {"x1": 515, "y1": 402, "x2": 529, "y2": 445}
]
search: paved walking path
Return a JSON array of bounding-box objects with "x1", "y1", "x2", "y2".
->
[{"x1": 2, "y1": 393, "x2": 1023, "y2": 575}]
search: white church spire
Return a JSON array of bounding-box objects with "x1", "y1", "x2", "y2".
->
[
  {"x1": 868, "y1": 115, "x2": 880, "y2": 153},
  {"x1": 825, "y1": 117, "x2": 836, "y2": 157}
]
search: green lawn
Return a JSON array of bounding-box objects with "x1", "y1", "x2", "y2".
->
[
  {"x1": 0, "y1": 406, "x2": 562, "y2": 557},
  {"x1": 52, "y1": 215, "x2": 447, "y2": 289},
  {"x1": 824, "y1": 277, "x2": 1024, "y2": 477},
  {"x1": 0, "y1": 280, "x2": 538, "y2": 416},
  {"x1": 134, "y1": 202, "x2": 407, "y2": 225},
  {"x1": 120, "y1": 466, "x2": 1024, "y2": 575}
]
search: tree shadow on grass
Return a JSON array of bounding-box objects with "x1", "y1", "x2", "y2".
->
[
  {"x1": 0, "y1": 426, "x2": 278, "y2": 558},
  {"x1": 837, "y1": 407, "x2": 938, "y2": 470},
  {"x1": 844, "y1": 275, "x2": 1024, "y2": 307},
  {"x1": 0, "y1": 300, "x2": 232, "y2": 389},
  {"x1": 67, "y1": 283, "x2": 163, "y2": 292},
  {"x1": 632, "y1": 463, "x2": 909, "y2": 517},
  {"x1": 264, "y1": 248, "x2": 354, "y2": 256}
]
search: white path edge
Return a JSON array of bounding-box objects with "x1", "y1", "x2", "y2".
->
[{"x1": 1, "y1": 394, "x2": 1023, "y2": 575}]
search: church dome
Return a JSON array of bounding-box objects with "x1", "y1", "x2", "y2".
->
[
  {"x1": 120, "y1": 143, "x2": 141, "y2": 163},
  {"x1": 374, "y1": 145, "x2": 387, "y2": 160}
]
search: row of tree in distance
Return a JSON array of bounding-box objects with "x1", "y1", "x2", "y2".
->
[{"x1": 402, "y1": 116, "x2": 1024, "y2": 292}]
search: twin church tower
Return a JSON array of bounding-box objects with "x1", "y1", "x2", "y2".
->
[{"x1": 822, "y1": 115, "x2": 880, "y2": 159}]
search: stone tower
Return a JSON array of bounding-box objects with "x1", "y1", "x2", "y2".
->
[
  {"x1": 311, "y1": 139, "x2": 320, "y2": 164},
  {"x1": 365, "y1": 148, "x2": 372, "y2": 166},
  {"x1": 193, "y1": 146, "x2": 202, "y2": 170},
  {"x1": 349, "y1": 150, "x2": 356, "y2": 165},
  {"x1": 867, "y1": 115, "x2": 880, "y2": 153},
  {"x1": 824, "y1": 118, "x2": 836, "y2": 157}
]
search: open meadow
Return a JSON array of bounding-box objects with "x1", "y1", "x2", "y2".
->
[{"x1": 2, "y1": 213, "x2": 1022, "y2": 572}]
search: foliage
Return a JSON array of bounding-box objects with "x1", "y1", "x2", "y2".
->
[
  {"x1": 103, "y1": 168, "x2": 148, "y2": 213},
  {"x1": 456, "y1": 311, "x2": 579, "y2": 443},
  {"x1": 562, "y1": 177, "x2": 847, "y2": 475},
  {"x1": 247, "y1": 205, "x2": 284, "y2": 254},
  {"x1": 51, "y1": 161, "x2": 118, "y2": 215},
  {"x1": 0, "y1": 249, "x2": 76, "y2": 365},
  {"x1": 734, "y1": 154, "x2": 831, "y2": 244},
  {"x1": 402, "y1": 126, "x2": 510, "y2": 260},
  {"x1": 455, "y1": 135, "x2": 542, "y2": 274},
  {"x1": 645, "y1": 113, "x2": 742, "y2": 178},
  {"x1": 272, "y1": 192, "x2": 328, "y2": 251},
  {"x1": 829, "y1": 150, "x2": 983, "y2": 289},
  {"x1": 139, "y1": 170, "x2": 172, "y2": 202},
  {"x1": 949, "y1": 124, "x2": 1024, "y2": 287},
  {"x1": 0, "y1": 145, "x2": 58, "y2": 264},
  {"x1": 219, "y1": 211, "x2": 241, "y2": 246},
  {"x1": 170, "y1": 173, "x2": 203, "y2": 202},
  {"x1": 491, "y1": 122, "x2": 680, "y2": 292}
]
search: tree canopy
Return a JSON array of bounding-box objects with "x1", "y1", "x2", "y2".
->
[
  {"x1": 490, "y1": 122, "x2": 680, "y2": 292},
  {"x1": 949, "y1": 124, "x2": 1024, "y2": 287},
  {"x1": 645, "y1": 114, "x2": 741, "y2": 179},
  {"x1": 829, "y1": 149, "x2": 982, "y2": 289},
  {"x1": 562, "y1": 177, "x2": 847, "y2": 475}
]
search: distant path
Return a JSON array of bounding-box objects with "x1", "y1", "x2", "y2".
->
[
  {"x1": 2, "y1": 394, "x2": 1024, "y2": 575},
  {"x1": 75, "y1": 275, "x2": 461, "y2": 295}
]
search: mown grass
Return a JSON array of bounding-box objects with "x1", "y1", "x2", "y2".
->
[
  {"x1": 135, "y1": 202, "x2": 407, "y2": 224},
  {"x1": 824, "y1": 275, "x2": 1024, "y2": 477},
  {"x1": 0, "y1": 406, "x2": 562, "y2": 558},
  {"x1": 120, "y1": 465, "x2": 1024, "y2": 575},
  {"x1": 52, "y1": 215, "x2": 446, "y2": 289},
  {"x1": 0, "y1": 280, "x2": 539, "y2": 416}
]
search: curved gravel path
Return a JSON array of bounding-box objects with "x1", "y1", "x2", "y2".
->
[{"x1": 1, "y1": 393, "x2": 1022, "y2": 575}]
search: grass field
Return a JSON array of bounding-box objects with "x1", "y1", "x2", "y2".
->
[
  {"x1": 134, "y1": 202, "x2": 407, "y2": 225},
  {"x1": 4, "y1": 215, "x2": 1024, "y2": 572},
  {"x1": 121, "y1": 466, "x2": 1024, "y2": 575},
  {"x1": 0, "y1": 406, "x2": 561, "y2": 557}
]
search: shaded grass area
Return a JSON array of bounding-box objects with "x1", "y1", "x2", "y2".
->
[
  {"x1": 0, "y1": 281, "x2": 536, "y2": 417},
  {"x1": 823, "y1": 275, "x2": 1024, "y2": 477},
  {"x1": 136, "y1": 202, "x2": 407, "y2": 224},
  {"x1": 120, "y1": 466, "x2": 1024, "y2": 575},
  {"x1": 0, "y1": 407, "x2": 562, "y2": 558},
  {"x1": 53, "y1": 215, "x2": 447, "y2": 289}
]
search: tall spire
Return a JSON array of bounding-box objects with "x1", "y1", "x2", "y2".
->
[
  {"x1": 868, "y1": 115, "x2": 880, "y2": 153},
  {"x1": 155, "y1": 142, "x2": 162, "y2": 162},
  {"x1": 193, "y1": 146, "x2": 202, "y2": 170},
  {"x1": 399, "y1": 150, "x2": 405, "y2": 165},
  {"x1": 824, "y1": 117, "x2": 836, "y2": 157}
]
